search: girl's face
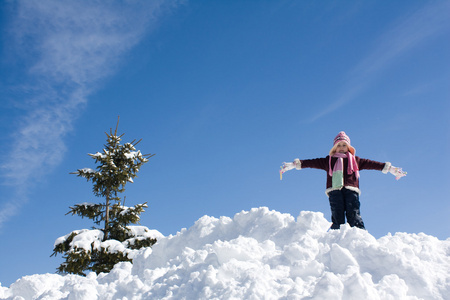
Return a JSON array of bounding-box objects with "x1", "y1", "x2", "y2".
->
[{"x1": 335, "y1": 141, "x2": 348, "y2": 153}]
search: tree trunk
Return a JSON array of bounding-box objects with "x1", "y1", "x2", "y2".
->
[{"x1": 104, "y1": 188, "x2": 110, "y2": 241}]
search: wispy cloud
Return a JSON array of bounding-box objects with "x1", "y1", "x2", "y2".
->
[
  {"x1": 308, "y1": 1, "x2": 450, "y2": 122},
  {"x1": 0, "y1": 0, "x2": 179, "y2": 228}
]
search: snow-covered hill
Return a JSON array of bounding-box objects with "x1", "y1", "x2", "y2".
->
[{"x1": 1, "y1": 207, "x2": 449, "y2": 299}]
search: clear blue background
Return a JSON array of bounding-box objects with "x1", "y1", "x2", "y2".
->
[{"x1": 1, "y1": 0, "x2": 449, "y2": 287}]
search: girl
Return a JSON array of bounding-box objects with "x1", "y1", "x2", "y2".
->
[{"x1": 281, "y1": 131, "x2": 406, "y2": 230}]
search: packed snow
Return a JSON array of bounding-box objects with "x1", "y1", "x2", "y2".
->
[{"x1": 1, "y1": 207, "x2": 449, "y2": 299}]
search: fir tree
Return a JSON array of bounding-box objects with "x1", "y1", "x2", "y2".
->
[{"x1": 52, "y1": 118, "x2": 157, "y2": 276}]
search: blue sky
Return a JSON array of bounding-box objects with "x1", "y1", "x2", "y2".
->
[{"x1": 1, "y1": 0, "x2": 449, "y2": 287}]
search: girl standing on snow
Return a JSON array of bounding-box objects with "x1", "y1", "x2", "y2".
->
[{"x1": 281, "y1": 131, "x2": 406, "y2": 230}]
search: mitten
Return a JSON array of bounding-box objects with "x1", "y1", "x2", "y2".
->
[
  {"x1": 389, "y1": 166, "x2": 407, "y2": 180},
  {"x1": 280, "y1": 159, "x2": 301, "y2": 180},
  {"x1": 280, "y1": 162, "x2": 295, "y2": 173}
]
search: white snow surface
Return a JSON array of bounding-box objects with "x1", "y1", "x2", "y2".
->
[{"x1": 1, "y1": 207, "x2": 449, "y2": 299}]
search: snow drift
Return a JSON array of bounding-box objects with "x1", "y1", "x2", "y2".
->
[{"x1": 1, "y1": 207, "x2": 449, "y2": 299}]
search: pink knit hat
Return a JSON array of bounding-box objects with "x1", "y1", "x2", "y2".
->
[{"x1": 329, "y1": 131, "x2": 355, "y2": 155}]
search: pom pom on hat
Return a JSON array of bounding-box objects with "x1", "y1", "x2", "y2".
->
[{"x1": 330, "y1": 131, "x2": 355, "y2": 155}]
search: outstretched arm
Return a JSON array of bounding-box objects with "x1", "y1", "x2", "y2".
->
[
  {"x1": 280, "y1": 157, "x2": 328, "y2": 180},
  {"x1": 359, "y1": 159, "x2": 407, "y2": 180}
]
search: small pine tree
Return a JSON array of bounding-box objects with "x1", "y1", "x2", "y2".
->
[{"x1": 52, "y1": 118, "x2": 157, "y2": 276}]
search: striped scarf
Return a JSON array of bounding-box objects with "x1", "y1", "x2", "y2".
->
[{"x1": 329, "y1": 152, "x2": 359, "y2": 189}]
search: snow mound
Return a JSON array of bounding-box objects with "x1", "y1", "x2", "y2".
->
[{"x1": 1, "y1": 207, "x2": 449, "y2": 299}]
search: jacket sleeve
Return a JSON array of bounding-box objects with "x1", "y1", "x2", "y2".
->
[
  {"x1": 357, "y1": 157, "x2": 391, "y2": 173},
  {"x1": 300, "y1": 157, "x2": 329, "y2": 171}
]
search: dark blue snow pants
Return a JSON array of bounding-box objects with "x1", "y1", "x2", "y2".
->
[{"x1": 328, "y1": 188, "x2": 365, "y2": 230}]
